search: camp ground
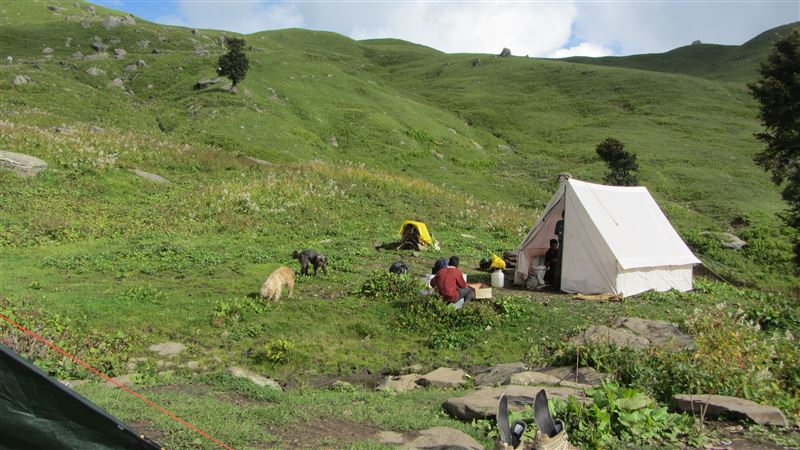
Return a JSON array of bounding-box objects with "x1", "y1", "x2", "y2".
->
[{"x1": 514, "y1": 178, "x2": 701, "y2": 297}]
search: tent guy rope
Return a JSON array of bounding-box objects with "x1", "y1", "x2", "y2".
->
[{"x1": 0, "y1": 312, "x2": 233, "y2": 450}]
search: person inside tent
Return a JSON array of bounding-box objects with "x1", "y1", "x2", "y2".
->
[
  {"x1": 543, "y1": 239, "x2": 559, "y2": 285},
  {"x1": 430, "y1": 256, "x2": 474, "y2": 309},
  {"x1": 553, "y1": 210, "x2": 565, "y2": 290}
]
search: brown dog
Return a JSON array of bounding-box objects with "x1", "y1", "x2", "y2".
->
[{"x1": 260, "y1": 266, "x2": 295, "y2": 301}]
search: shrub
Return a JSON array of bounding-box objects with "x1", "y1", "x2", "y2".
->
[
  {"x1": 357, "y1": 271, "x2": 423, "y2": 302},
  {"x1": 260, "y1": 339, "x2": 294, "y2": 364},
  {"x1": 397, "y1": 296, "x2": 499, "y2": 349},
  {"x1": 595, "y1": 137, "x2": 639, "y2": 186}
]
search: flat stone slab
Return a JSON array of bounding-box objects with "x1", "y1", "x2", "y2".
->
[
  {"x1": 0, "y1": 151, "x2": 47, "y2": 176},
  {"x1": 227, "y1": 367, "x2": 282, "y2": 391},
  {"x1": 509, "y1": 371, "x2": 592, "y2": 390},
  {"x1": 571, "y1": 325, "x2": 649, "y2": 350},
  {"x1": 614, "y1": 317, "x2": 695, "y2": 351},
  {"x1": 375, "y1": 426, "x2": 481, "y2": 450},
  {"x1": 147, "y1": 342, "x2": 185, "y2": 357},
  {"x1": 473, "y1": 362, "x2": 527, "y2": 386},
  {"x1": 671, "y1": 394, "x2": 787, "y2": 426},
  {"x1": 418, "y1": 367, "x2": 468, "y2": 388},
  {"x1": 131, "y1": 169, "x2": 170, "y2": 184},
  {"x1": 444, "y1": 385, "x2": 584, "y2": 421},
  {"x1": 534, "y1": 366, "x2": 607, "y2": 386},
  {"x1": 376, "y1": 374, "x2": 422, "y2": 392}
]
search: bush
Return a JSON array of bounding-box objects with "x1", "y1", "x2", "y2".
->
[
  {"x1": 397, "y1": 296, "x2": 499, "y2": 349},
  {"x1": 259, "y1": 339, "x2": 294, "y2": 365},
  {"x1": 357, "y1": 271, "x2": 423, "y2": 302}
]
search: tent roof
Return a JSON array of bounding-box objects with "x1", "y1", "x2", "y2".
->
[{"x1": 566, "y1": 179, "x2": 700, "y2": 269}]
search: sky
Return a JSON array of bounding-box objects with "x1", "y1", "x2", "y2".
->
[{"x1": 93, "y1": 1, "x2": 799, "y2": 58}]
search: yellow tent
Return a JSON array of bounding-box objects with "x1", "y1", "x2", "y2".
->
[{"x1": 399, "y1": 220, "x2": 433, "y2": 246}]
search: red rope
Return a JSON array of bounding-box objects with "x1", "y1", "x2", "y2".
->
[{"x1": 0, "y1": 312, "x2": 233, "y2": 450}]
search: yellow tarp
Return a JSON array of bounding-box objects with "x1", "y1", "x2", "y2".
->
[
  {"x1": 399, "y1": 220, "x2": 433, "y2": 246},
  {"x1": 489, "y1": 254, "x2": 506, "y2": 270}
]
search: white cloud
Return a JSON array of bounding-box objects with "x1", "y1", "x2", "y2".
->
[
  {"x1": 548, "y1": 42, "x2": 613, "y2": 58},
  {"x1": 144, "y1": 1, "x2": 797, "y2": 57}
]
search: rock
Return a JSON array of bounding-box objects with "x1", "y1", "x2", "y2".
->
[
  {"x1": 126, "y1": 357, "x2": 148, "y2": 372},
  {"x1": 125, "y1": 64, "x2": 137, "y2": 72},
  {"x1": 246, "y1": 156, "x2": 271, "y2": 166},
  {"x1": 42, "y1": 47, "x2": 54, "y2": 54},
  {"x1": 89, "y1": 126, "x2": 105, "y2": 133},
  {"x1": 671, "y1": 394, "x2": 787, "y2": 426},
  {"x1": 109, "y1": 37, "x2": 121, "y2": 45},
  {"x1": 131, "y1": 169, "x2": 170, "y2": 184},
  {"x1": 137, "y1": 59, "x2": 146, "y2": 67},
  {"x1": 86, "y1": 67, "x2": 105, "y2": 76},
  {"x1": 113, "y1": 48, "x2": 127, "y2": 59},
  {"x1": 528, "y1": 366, "x2": 606, "y2": 387},
  {"x1": 64, "y1": 37, "x2": 72, "y2": 48},
  {"x1": 12, "y1": 75, "x2": 28, "y2": 86},
  {"x1": 193, "y1": 47, "x2": 209, "y2": 56},
  {"x1": 444, "y1": 385, "x2": 584, "y2": 421},
  {"x1": 376, "y1": 427, "x2": 482, "y2": 450},
  {"x1": 101, "y1": 15, "x2": 133, "y2": 30},
  {"x1": 47, "y1": 5, "x2": 65, "y2": 11},
  {"x1": 185, "y1": 361, "x2": 200, "y2": 370},
  {"x1": 375, "y1": 374, "x2": 422, "y2": 392},
  {"x1": 613, "y1": 317, "x2": 695, "y2": 351},
  {"x1": 700, "y1": 231, "x2": 748, "y2": 250},
  {"x1": 472, "y1": 140, "x2": 482, "y2": 150},
  {"x1": 85, "y1": 5, "x2": 96, "y2": 14},
  {"x1": 691, "y1": 40, "x2": 702, "y2": 45},
  {"x1": 417, "y1": 367, "x2": 469, "y2": 388},
  {"x1": 499, "y1": 47, "x2": 511, "y2": 57},
  {"x1": 330, "y1": 380, "x2": 353, "y2": 390},
  {"x1": 510, "y1": 371, "x2": 570, "y2": 387},
  {"x1": 570, "y1": 325, "x2": 650, "y2": 350},
  {"x1": 147, "y1": 342, "x2": 185, "y2": 357},
  {"x1": 402, "y1": 364, "x2": 423, "y2": 374},
  {"x1": 473, "y1": 362, "x2": 527, "y2": 386},
  {"x1": 71, "y1": 51, "x2": 83, "y2": 60},
  {"x1": 5, "y1": 56, "x2": 11, "y2": 65},
  {"x1": 328, "y1": 136, "x2": 338, "y2": 147},
  {"x1": 432, "y1": 151, "x2": 444, "y2": 159},
  {"x1": 193, "y1": 78, "x2": 224, "y2": 89},
  {"x1": 226, "y1": 367, "x2": 282, "y2": 390},
  {"x1": 0, "y1": 151, "x2": 47, "y2": 176},
  {"x1": 137, "y1": 40, "x2": 150, "y2": 49},
  {"x1": 191, "y1": 28, "x2": 199, "y2": 35},
  {"x1": 91, "y1": 40, "x2": 106, "y2": 52},
  {"x1": 108, "y1": 77, "x2": 124, "y2": 88}
]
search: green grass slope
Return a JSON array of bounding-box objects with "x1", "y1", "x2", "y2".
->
[{"x1": 564, "y1": 23, "x2": 799, "y2": 83}]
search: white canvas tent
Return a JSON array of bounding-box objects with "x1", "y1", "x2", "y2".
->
[{"x1": 515, "y1": 179, "x2": 701, "y2": 297}]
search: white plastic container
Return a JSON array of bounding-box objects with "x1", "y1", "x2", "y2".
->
[
  {"x1": 421, "y1": 274, "x2": 435, "y2": 287},
  {"x1": 463, "y1": 273, "x2": 468, "y2": 283},
  {"x1": 491, "y1": 270, "x2": 504, "y2": 288},
  {"x1": 533, "y1": 265, "x2": 547, "y2": 285}
]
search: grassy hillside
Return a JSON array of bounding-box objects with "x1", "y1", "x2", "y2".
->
[
  {"x1": 564, "y1": 23, "x2": 799, "y2": 83},
  {"x1": 1, "y1": 2, "x2": 799, "y2": 449}
]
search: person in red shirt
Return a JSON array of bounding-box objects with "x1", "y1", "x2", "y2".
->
[{"x1": 430, "y1": 256, "x2": 474, "y2": 309}]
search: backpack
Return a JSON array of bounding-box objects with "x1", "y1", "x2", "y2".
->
[{"x1": 389, "y1": 261, "x2": 408, "y2": 275}]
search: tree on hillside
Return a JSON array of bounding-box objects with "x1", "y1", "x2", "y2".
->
[
  {"x1": 748, "y1": 28, "x2": 800, "y2": 265},
  {"x1": 217, "y1": 37, "x2": 249, "y2": 94},
  {"x1": 595, "y1": 137, "x2": 639, "y2": 186}
]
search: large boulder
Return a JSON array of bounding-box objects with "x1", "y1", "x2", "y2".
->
[
  {"x1": 671, "y1": 394, "x2": 787, "y2": 426},
  {"x1": 375, "y1": 427, "x2": 482, "y2": 450},
  {"x1": 613, "y1": 317, "x2": 695, "y2": 351},
  {"x1": 108, "y1": 78, "x2": 124, "y2": 89},
  {"x1": 0, "y1": 151, "x2": 47, "y2": 176},
  {"x1": 417, "y1": 367, "x2": 469, "y2": 388},
  {"x1": 570, "y1": 325, "x2": 650, "y2": 350},
  {"x1": 226, "y1": 367, "x2": 282, "y2": 391},
  {"x1": 113, "y1": 48, "x2": 127, "y2": 59},
  {"x1": 473, "y1": 362, "x2": 527, "y2": 386},
  {"x1": 498, "y1": 48, "x2": 511, "y2": 57},
  {"x1": 444, "y1": 385, "x2": 583, "y2": 421}
]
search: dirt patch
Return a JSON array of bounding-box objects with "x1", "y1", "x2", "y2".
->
[
  {"x1": 127, "y1": 420, "x2": 167, "y2": 443},
  {"x1": 270, "y1": 416, "x2": 381, "y2": 449}
]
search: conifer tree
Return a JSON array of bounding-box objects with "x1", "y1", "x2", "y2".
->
[
  {"x1": 595, "y1": 137, "x2": 639, "y2": 186},
  {"x1": 217, "y1": 37, "x2": 249, "y2": 94}
]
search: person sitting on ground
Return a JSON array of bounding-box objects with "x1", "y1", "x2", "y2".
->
[
  {"x1": 430, "y1": 256, "x2": 474, "y2": 309},
  {"x1": 432, "y1": 257, "x2": 448, "y2": 275},
  {"x1": 544, "y1": 239, "x2": 559, "y2": 285}
]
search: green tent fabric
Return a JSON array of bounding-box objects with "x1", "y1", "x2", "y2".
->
[{"x1": 0, "y1": 344, "x2": 163, "y2": 450}]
